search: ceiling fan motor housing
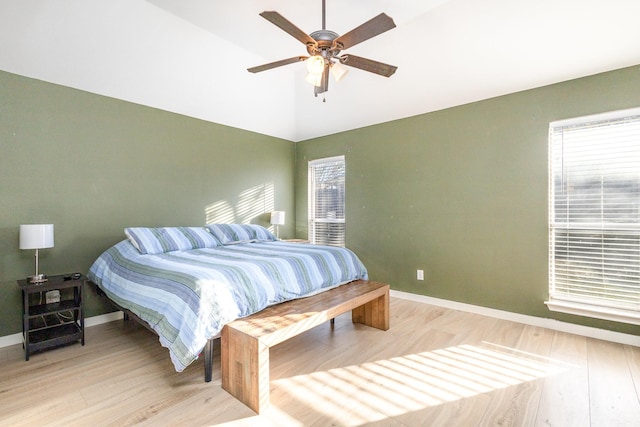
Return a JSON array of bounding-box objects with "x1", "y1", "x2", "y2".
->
[{"x1": 308, "y1": 30, "x2": 340, "y2": 59}]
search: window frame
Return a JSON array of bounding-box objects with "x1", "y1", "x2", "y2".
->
[
  {"x1": 308, "y1": 155, "x2": 346, "y2": 247},
  {"x1": 547, "y1": 107, "x2": 640, "y2": 325}
]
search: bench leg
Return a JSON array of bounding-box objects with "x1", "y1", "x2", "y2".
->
[
  {"x1": 352, "y1": 289, "x2": 389, "y2": 330},
  {"x1": 221, "y1": 325, "x2": 270, "y2": 413}
]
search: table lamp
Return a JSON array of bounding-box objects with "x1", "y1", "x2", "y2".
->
[
  {"x1": 270, "y1": 211, "x2": 285, "y2": 239},
  {"x1": 20, "y1": 224, "x2": 54, "y2": 283}
]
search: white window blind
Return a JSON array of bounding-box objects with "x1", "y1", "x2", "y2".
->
[
  {"x1": 308, "y1": 156, "x2": 345, "y2": 246},
  {"x1": 548, "y1": 108, "x2": 640, "y2": 324}
]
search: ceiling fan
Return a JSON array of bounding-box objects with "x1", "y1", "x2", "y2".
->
[{"x1": 247, "y1": 0, "x2": 398, "y2": 98}]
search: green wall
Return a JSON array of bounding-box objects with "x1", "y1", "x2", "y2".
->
[
  {"x1": 0, "y1": 70, "x2": 295, "y2": 337},
  {"x1": 296, "y1": 65, "x2": 640, "y2": 335},
  {"x1": 3, "y1": 65, "x2": 640, "y2": 340}
]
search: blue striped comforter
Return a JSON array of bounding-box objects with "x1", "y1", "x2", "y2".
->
[{"x1": 87, "y1": 240, "x2": 368, "y2": 372}]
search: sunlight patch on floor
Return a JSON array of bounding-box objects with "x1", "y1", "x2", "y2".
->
[
  {"x1": 213, "y1": 406, "x2": 305, "y2": 427},
  {"x1": 270, "y1": 341, "x2": 575, "y2": 425}
]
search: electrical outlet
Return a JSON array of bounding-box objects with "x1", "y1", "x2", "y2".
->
[
  {"x1": 417, "y1": 269, "x2": 424, "y2": 281},
  {"x1": 45, "y1": 290, "x2": 60, "y2": 304}
]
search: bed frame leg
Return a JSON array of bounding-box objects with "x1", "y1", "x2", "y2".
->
[{"x1": 204, "y1": 339, "x2": 213, "y2": 382}]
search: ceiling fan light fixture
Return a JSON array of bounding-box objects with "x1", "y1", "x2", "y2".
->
[
  {"x1": 305, "y1": 55, "x2": 325, "y2": 74},
  {"x1": 331, "y1": 61, "x2": 349, "y2": 82},
  {"x1": 305, "y1": 72, "x2": 323, "y2": 87}
]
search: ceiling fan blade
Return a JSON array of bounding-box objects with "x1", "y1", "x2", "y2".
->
[
  {"x1": 314, "y1": 65, "x2": 330, "y2": 95},
  {"x1": 341, "y1": 54, "x2": 397, "y2": 77},
  {"x1": 248, "y1": 56, "x2": 307, "y2": 73},
  {"x1": 333, "y1": 13, "x2": 396, "y2": 50},
  {"x1": 260, "y1": 11, "x2": 317, "y2": 46}
]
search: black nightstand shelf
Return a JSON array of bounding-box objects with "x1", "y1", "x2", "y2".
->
[{"x1": 17, "y1": 274, "x2": 85, "y2": 360}]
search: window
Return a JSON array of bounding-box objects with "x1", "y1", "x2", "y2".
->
[
  {"x1": 308, "y1": 156, "x2": 345, "y2": 246},
  {"x1": 548, "y1": 108, "x2": 640, "y2": 325}
]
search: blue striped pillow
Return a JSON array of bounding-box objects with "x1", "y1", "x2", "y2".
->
[
  {"x1": 125, "y1": 227, "x2": 221, "y2": 254},
  {"x1": 205, "y1": 224, "x2": 277, "y2": 245}
]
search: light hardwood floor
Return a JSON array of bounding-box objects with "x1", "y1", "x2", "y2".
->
[{"x1": 1, "y1": 297, "x2": 639, "y2": 426}]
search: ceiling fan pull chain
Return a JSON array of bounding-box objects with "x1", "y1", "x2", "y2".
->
[{"x1": 312, "y1": 92, "x2": 327, "y2": 103}]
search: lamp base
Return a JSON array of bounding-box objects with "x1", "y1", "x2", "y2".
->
[{"x1": 27, "y1": 274, "x2": 48, "y2": 284}]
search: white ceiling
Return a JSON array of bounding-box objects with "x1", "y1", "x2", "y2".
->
[{"x1": 2, "y1": 0, "x2": 640, "y2": 142}]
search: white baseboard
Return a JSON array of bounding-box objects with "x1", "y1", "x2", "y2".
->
[
  {"x1": 391, "y1": 290, "x2": 640, "y2": 347},
  {"x1": 0, "y1": 333, "x2": 21, "y2": 349},
  {"x1": 3, "y1": 292, "x2": 638, "y2": 349},
  {"x1": 85, "y1": 310, "x2": 124, "y2": 327},
  {"x1": 0, "y1": 311, "x2": 123, "y2": 349}
]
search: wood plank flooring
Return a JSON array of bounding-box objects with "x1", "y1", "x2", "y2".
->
[{"x1": 1, "y1": 297, "x2": 639, "y2": 426}]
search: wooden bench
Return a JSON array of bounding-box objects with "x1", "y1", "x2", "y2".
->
[{"x1": 220, "y1": 280, "x2": 390, "y2": 413}]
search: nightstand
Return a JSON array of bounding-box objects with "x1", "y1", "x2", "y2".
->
[{"x1": 17, "y1": 273, "x2": 85, "y2": 361}]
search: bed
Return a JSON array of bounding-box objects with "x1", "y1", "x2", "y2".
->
[{"x1": 87, "y1": 224, "x2": 369, "y2": 375}]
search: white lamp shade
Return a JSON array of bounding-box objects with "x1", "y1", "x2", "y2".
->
[
  {"x1": 305, "y1": 72, "x2": 323, "y2": 87},
  {"x1": 305, "y1": 55, "x2": 325, "y2": 74},
  {"x1": 20, "y1": 224, "x2": 54, "y2": 249},
  {"x1": 331, "y1": 61, "x2": 349, "y2": 82},
  {"x1": 270, "y1": 211, "x2": 285, "y2": 226}
]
